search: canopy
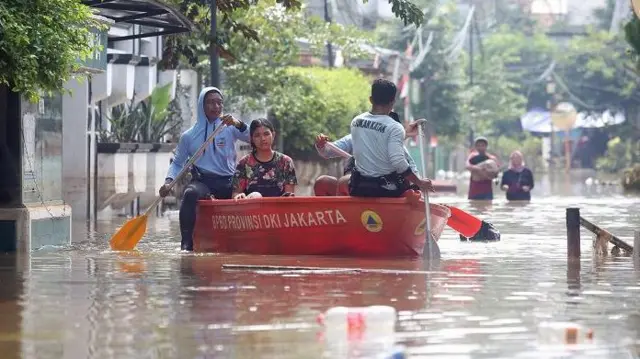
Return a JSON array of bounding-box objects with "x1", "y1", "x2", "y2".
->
[
  {"x1": 83, "y1": 0, "x2": 193, "y2": 42},
  {"x1": 520, "y1": 108, "x2": 626, "y2": 133}
]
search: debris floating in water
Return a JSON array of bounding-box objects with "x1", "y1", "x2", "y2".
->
[{"x1": 537, "y1": 322, "x2": 594, "y2": 346}]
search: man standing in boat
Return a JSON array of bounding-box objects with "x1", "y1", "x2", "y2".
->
[
  {"x1": 159, "y1": 87, "x2": 250, "y2": 251},
  {"x1": 348, "y1": 78, "x2": 434, "y2": 197}
]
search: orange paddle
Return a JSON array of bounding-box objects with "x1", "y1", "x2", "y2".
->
[{"x1": 109, "y1": 123, "x2": 228, "y2": 251}]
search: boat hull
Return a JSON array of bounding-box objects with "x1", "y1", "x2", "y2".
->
[{"x1": 193, "y1": 196, "x2": 450, "y2": 258}]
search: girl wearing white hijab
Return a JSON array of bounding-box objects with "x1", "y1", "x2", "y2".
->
[{"x1": 500, "y1": 150, "x2": 534, "y2": 201}]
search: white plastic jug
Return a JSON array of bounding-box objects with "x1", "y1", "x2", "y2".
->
[
  {"x1": 538, "y1": 321, "x2": 594, "y2": 345},
  {"x1": 318, "y1": 306, "x2": 397, "y2": 358}
]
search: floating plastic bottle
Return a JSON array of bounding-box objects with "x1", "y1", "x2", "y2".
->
[
  {"x1": 377, "y1": 345, "x2": 407, "y2": 359},
  {"x1": 537, "y1": 322, "x2": 594, "y2": 345},
  {"x1": 318, "y1": 306, "x2": 397, "y2": 358}
]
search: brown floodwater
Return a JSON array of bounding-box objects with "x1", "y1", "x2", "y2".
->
[{"x1": 1, "y1": 173, "x2": 640, "y2": 358}]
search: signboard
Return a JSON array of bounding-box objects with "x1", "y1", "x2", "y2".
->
[
  {"x1": 551, "y1": 102, "x2": 577, "y2": 131},
  {"x1": 76, "y1": 16, "x2": 112, "y2": 72},
  {"x1": 633, "y1": 0, "x2": 640, "y2": 19}
]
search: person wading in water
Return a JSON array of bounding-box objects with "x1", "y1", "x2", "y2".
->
[
  {"x1": 500, "y1": 150, "x2": 534, "y2": 201},
  {"x1": 158, "y1": 87, "x2": 250, "y2": 251},
  {"x1": 466, "y1": 137, "x2": 499, "y2": 200}
]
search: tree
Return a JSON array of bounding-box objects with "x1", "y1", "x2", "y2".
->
[
  {"x1": 377, "y1": 0, "x2": 463, "y2": 137},
  {"x1": 221, "y1": 1, "x2": 372, "y2": 157},
  {"x1": 624, "y1": 16, "x2": 640, "y2": 71},
  {"x1": 270, "y1": 67, "x2": 371, "y2": 157},
  {"x1": 555, "y1": 29, "x2": 640, "y2": 113},
  {"x1": 0, "y1": 0, "x2": 100, "y2": 101},
  {"x1": 463, "y1": 25, "x2": 557, "y2": 136},
  {"x1": 161, "y1": 0, "x2": 424, "y2": 71}
]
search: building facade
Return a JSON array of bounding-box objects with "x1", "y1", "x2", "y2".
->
[{"x1": 0, "y1": 1, "x2": 192, "y2": 252}]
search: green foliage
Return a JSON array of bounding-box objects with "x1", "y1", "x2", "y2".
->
[
  {"x1": 101, "y1": 100, "x2": 142, "y2": 143},
  {"x1": 0, "y1": 0, "x2": 101, "y2": 101},
  {"x1": 377, "y1": 0, "x2": 463, "y2": 136},
  {"x1": 233, "y1": 66, "x2": 370, "y2": 157},
  {"x1": 462, "y1": 22, "x2": 558, "y2": 136},
  {"x1": 161, "y1": 0, "x2": 423, "y2": 70},
  {"x1": 555, "y1": 30, "x2": 640, "y2": 111},
  {"x1": 595, "y1": 136, "x2": 640, "y2": 173},
  {"x1": 490, "y1": 135, "x2": 543, "y2": 173},
  {"x1": 277, "y1": 67, "x2": 370, "y2": 155},
  {"x1": 624, "y1": 17, "x2": 640, "y2": 71},
  {"x1": 223, "y1": 0, "x2": 370, "y2": 101},
  {"x1": 221, "y1": 1, "x2": 372, "y2": 157},
  {"x1": 100, "y1": 82, "x2": 185, "y2": 143},
  {"x1": 622, "y1": 164, "x2": 640, "y2": 191}
]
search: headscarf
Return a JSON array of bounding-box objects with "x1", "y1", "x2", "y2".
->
[{"x1": 509, "y1": 150, "x2": 526, "y2": 172}]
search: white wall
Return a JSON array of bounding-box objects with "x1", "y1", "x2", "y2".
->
[
  {"x1": 178, "y1": 69, "x2": 199, "y2": 133},
  {"x1": 62, "y1": 78, "x2": 89, "y2": 220}
]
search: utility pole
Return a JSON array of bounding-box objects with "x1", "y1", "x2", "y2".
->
[
  {"x1": 210, "y1": 0, "x2": 220, "y2": 87},
  {"x1": 324, "y1": 0, "x2": 335, "y2": 67},
  {"x1": 468, "y1": 1, "x2": 475, "y2": 147}
]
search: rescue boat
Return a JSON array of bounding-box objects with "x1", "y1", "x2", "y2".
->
[{"x1": 193, "y1": 196, "x2": 451, "y2": 257}]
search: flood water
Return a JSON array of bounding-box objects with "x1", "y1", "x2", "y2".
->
[{"x1": 2, "y1": 173, "x2": 640, "y2": 358}]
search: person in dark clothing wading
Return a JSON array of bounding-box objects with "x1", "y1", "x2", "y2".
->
[{"x1": 500, "y1": 150, "x2": 534, "y2": 201}]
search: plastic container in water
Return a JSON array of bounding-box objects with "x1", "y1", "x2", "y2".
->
[
  {"x1": 318, "y1": 306, "x2": 397, "y2": 339},
  {"x1": 537, "y1": 322, "x2": 594, "y2": 345},
  {"x1": 378, "y1": 345, "x2": 407, "y2": 359},
  {"x1": 318, "y1": 306, "x2": 397, "y2": 358}
]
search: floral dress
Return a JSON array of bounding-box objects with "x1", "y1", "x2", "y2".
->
[{"x1": 232, "y1": 151, "x2": 297, "y2": 197}]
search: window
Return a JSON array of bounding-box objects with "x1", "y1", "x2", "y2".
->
[{"x1": 22, "y1": 93, "x2": 63, "y2": 203}]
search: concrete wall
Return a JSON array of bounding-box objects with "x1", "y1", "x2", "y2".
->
[
  {"x1": 177, "y1": 69, "x2": 199, "y2": 134},
  {"x1": 96, "y1": 148, "x2": 173, "y2": 220},
  {"x1": 62, "y1": 79, "x2": 89, "y2": 220}
]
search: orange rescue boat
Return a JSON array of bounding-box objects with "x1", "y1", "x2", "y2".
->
[{"x1": 193, "y1": 196, "x2": 451, "y2": 257}]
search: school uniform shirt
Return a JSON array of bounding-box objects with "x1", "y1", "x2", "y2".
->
[
  {"x1": 166, "y1": 86, "x2": 251, "y2": 181},
  {"x1": 349, "y1": 112, "x2": 411, "y2": 178},
  {"x1": 314, "y1": 134, "x2": 419, "y2": 175}
]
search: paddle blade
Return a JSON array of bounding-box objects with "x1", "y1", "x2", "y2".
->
[
  {"x1": 109, "y1": 215, "x2": 149, "y2": 251},
  {"x1": 423, "y1": 233, "x2": 441, "y2": 260},
  {"x1": 445, "y1": 206, "x2": 483, "y2": 238}
]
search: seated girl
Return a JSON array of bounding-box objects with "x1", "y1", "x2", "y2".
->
[{"x1": 232, "y1": 119, "x2": 297, "y2": 199}]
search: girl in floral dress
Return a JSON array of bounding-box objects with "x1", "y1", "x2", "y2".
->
[{"x1": 232, "y1": 119, "x2": 297, "y2": 199}]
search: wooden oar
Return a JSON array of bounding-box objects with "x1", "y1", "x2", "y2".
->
[
  {"x1": 323, "y1": 140, "x2": 487, "y2": 241},
  {"x1": 109, "y1": 122, "x2": 228, "y2": 251},
  {"x1": 416, "y1": 121, "x2": 440, "y2": 259}
]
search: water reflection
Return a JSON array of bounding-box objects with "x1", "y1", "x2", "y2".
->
[
  {"x1": 0, "y1": 181, "x2": 638, "y2": 358},
  {"x1": 0, "y1": 254, "x2": 23, "y2": 359}
]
